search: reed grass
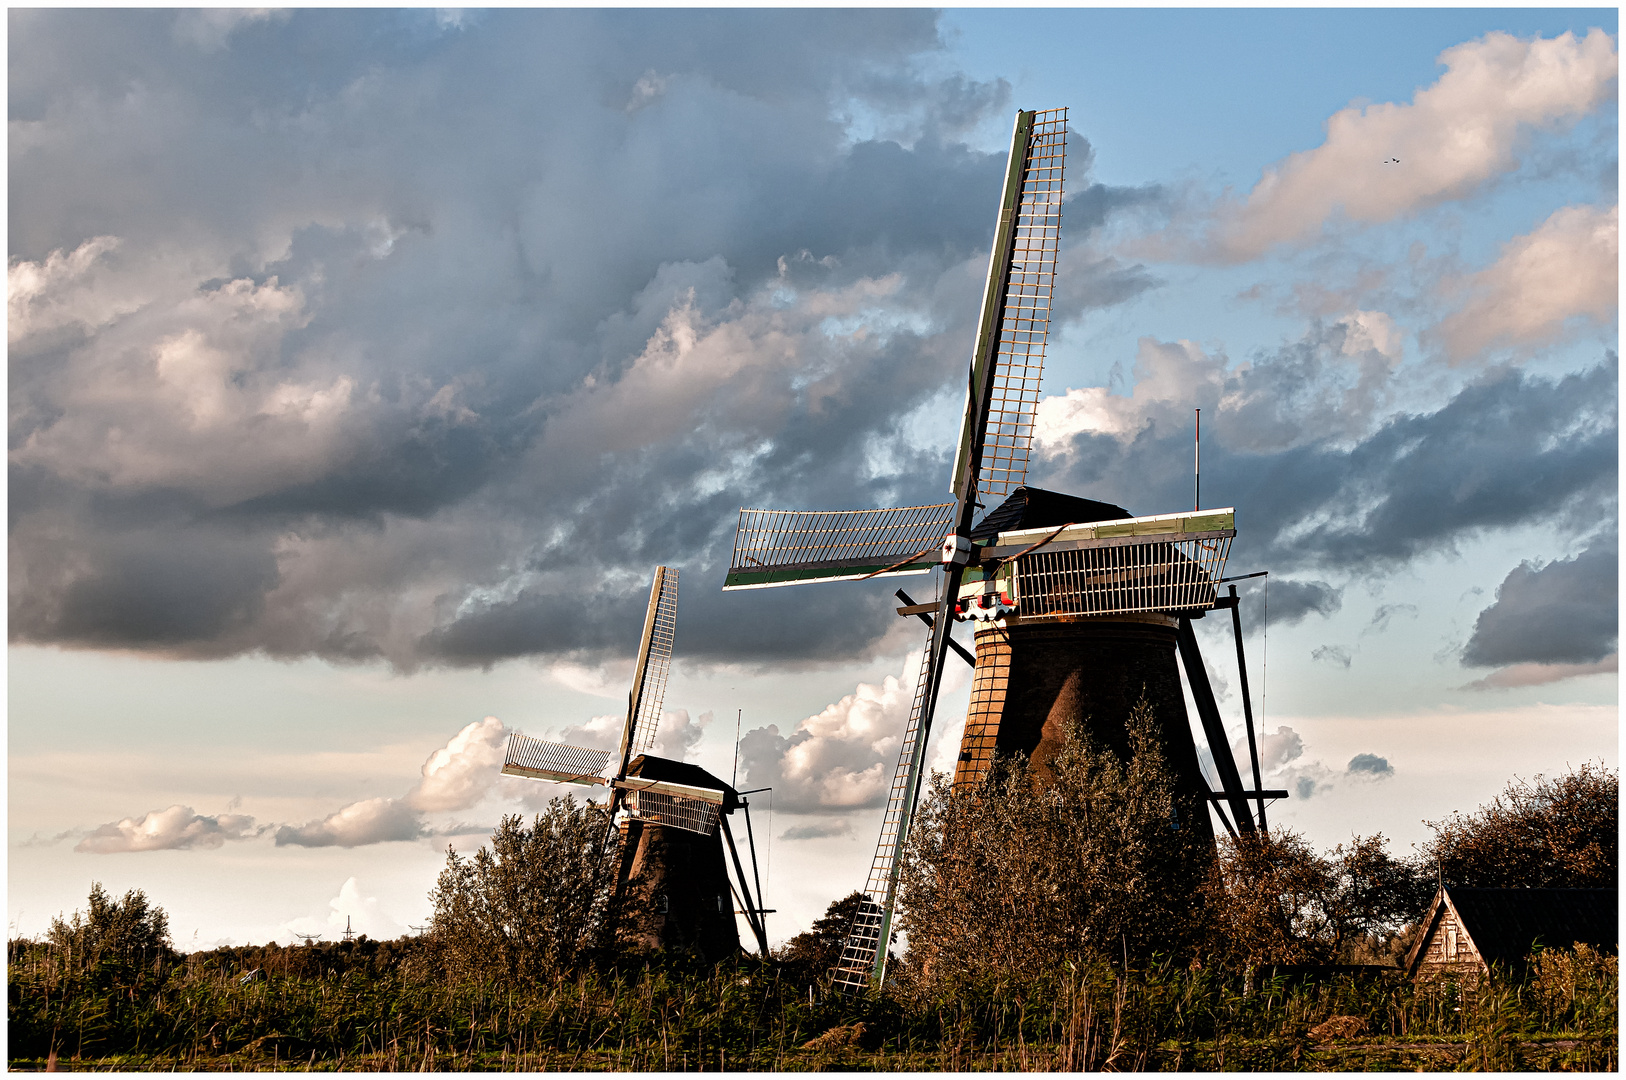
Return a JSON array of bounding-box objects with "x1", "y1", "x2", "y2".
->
[{"x1": 8, "y1": 938, "x2": 1615, "y2": 1071}]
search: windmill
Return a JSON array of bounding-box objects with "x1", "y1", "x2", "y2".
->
[
  {"x1": 500, "y1": 566, "x2": 773, "y2": 961},
  {"x1": 721, "y1": 108, "x2": 1282, "y2": 990}
]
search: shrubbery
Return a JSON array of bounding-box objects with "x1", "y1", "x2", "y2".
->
[{"x1": 425, "y1": 799, "x2": 622, "y2": 982}]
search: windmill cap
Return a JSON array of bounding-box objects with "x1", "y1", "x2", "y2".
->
[
  {"x1": 625, "y1": 754, "x2": 740, "y2": 811},
  {"x1": 970, "y1": 487, "x2": 1131, "y2": 545}
]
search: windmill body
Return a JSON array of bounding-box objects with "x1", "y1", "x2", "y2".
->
[
  {"x1": 500, "y1": 567, "x2": 771, "y2": 963},
  {"x1": 722, "y1": 107, "x2": 1277, "y2": 990}
]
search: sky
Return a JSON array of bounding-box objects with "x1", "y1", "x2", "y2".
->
[{"x1": 8, "y1": 8, "x2": 1618, "y2": 951}]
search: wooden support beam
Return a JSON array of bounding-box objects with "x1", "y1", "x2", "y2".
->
[{"x1": 1177, "y1": 616, "x2": 1257, "y2": 835}]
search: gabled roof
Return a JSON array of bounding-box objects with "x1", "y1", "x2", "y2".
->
[
  {"x1": 1407, "y1": 887, "x2": 1617, "y2": 976},
  {"x1": 969, "y1": 487, "x2": 1131, "y2": 545}
]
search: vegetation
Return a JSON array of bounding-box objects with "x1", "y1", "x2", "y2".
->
[
  {"x1": 896, "y1": 698, "x2": 1211, "y2": 986},
  {"x1": 9, "y1": 758, "x2": 1616, "y2": 1070},
  {"x1": 1422, "y1": 762, "x2": 1617, "y2": 889},
  {"x1": 424, "y1": 801, "x2": 622, "y2": 982}
]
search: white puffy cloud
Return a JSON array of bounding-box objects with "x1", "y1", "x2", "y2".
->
[
  {"x1": 283, "y1": 876, "x2": 406, "y2": 943},
  {"x1": 407, "y1": 716, "x2": 508, "y2": 812},
  {"x1": 737, "y1": 661, "x2": 920, "y2": 813},
  {"x1": 1432, "y1": 203, "x2": 1618, "y2": 361},
  {"x1": 1231, "y1": 725, "x2": 1394, "y2": 802},
  {"x1": 1203, "y1": 29, "x2": 1617, "y2": 261},
  {"x1": 274, "y1": 796, "x2": 424, "y2": 848},
  {"x1": 76, "y1": 804, "x2": 262, "y2": 853},
  {"x1": 1036, "y1": 311, "x2": 1403, "y2": 457}
]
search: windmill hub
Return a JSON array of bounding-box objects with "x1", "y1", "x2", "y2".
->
[{"x1": 940, "y1": 533, "x2": 973, "y2": 566}]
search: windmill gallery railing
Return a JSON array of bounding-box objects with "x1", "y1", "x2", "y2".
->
[{"x1": 974, "y1": 509, "x2": 1235, "y2": 620}]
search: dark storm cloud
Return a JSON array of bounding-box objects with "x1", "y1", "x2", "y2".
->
[
  {"x1": 1240, "y1": 578, "x2": 1342, "y2": 627},
  {"x1": 1461, "y1": 540, "x2": 1619, "y2": 667},
  {"x1": 1038, "y1": 336, "x2": 1617, "y2": 585},
  {"x1": 10, "y1": 9, "x2": 1163, "y2": 671}
]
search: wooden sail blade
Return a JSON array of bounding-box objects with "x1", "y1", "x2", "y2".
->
[
  {"x1": 723, "y1": 504, "x2": 956, "y2": 590},
  {"x1": 629, "y1": 567, "x2": 679, "y2": 757},
  {"x1": 501, "y1": 734, "x2": 612, "y2": 786},
  {"x1": 952, "y1": 107, "x2": 1069, "y2": 509},
  {"x1": 622, "y1": 788, "x2": 724, "y2": 836}
]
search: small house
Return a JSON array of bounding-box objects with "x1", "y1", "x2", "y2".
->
[{"x1": 1405, "y1": 886, "x2": 1616, "y2": 981}]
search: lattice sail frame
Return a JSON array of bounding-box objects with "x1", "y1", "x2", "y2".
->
[
  {"x1": 954, "y1": 107, "x2": 1068, "y2": 509},
  {"x1": 501, "y1": 734, "x2": 613, "y2": 785},
  {"x1": 629, "y1": 567, "x2": 679, "y2": 755},
  {"x1": 723, "y1": 504, "x2": 956, "y2": 590},
  {"x1": 830, "y1": 622, "x2": 939, "y2": 992}
]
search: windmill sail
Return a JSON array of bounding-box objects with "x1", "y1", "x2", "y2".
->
[
  {"x1": 621, "y1": 567, "x2": 679, "y2": 767},
  {"x1": 952, "y1": 107, "x2": 1068, "y2": 510},
  {"x1": 822, "y1": 109, "x2": 1071, "y2": 992},
  {"x1": 723, "y1": 504, "x2": 956, "y2": 590},
  {"x1": 830, "y1": 626, "x2": 939, "y2": 991},
  {"x1": 502, "y1": 734, "x2": 613, "y2": 786}
]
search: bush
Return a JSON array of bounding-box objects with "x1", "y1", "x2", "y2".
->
[
  {"x1": 896, "y1": 696, "x2": 1211, "y2": 989},
  {"x1": 426, "y1": 800, "x2": 621, "y2": 981},
  {"x1": 46, "y1": 882, "x2": 175, "y2": 979}
]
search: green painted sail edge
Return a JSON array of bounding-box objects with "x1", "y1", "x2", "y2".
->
[{"x1": 723, "y1": 563, "x2": 935, "y2": 590}]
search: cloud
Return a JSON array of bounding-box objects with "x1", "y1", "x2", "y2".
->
[
  {"x1": 1036, "y1": 341, "x2": 1616, "y2": 581},
  {"x1": 1432, "y1": 203, "x2": 1619, "y2": 362},
  {"x1": 1199, "y1": 29, "x2": 1617, "y2": 261},
  {"x1": 1461, "y1": 654, "x2": 1618, "y2": 690},
  {"x1": 1259, "y1": 579, "x2": 1343, "y2": 626},
  {"x1": 76, "y1": 805, "x2": 262, "y2": 853},
  {"x1": 778, "y1": 819, "x2": 855, "y2": 841},
  {"x1": 278, "y1": 716, "x2": 531, "y2": 847},
  {"x1": 284, "y1": 876, "x2": 406, "y2": 943},
  {"x1": 1235, "y1": 725, "x2": 1390, "y2": 801},
  {"x1": 406, "y1": 716, "x2": 508, "y2": 812},
  {"x1": 274, "y1": 797, "x2": 424, "y2": 849},
  {"x1": 1311, "y1": 645, "x2": 1352, "y2": 668},
  {"x1": 8, "y1": 10, "x2": 1166, "y2": 673},
  {"x1": 1346, "y1": 752, "x2": 1394, "y2": 778},
  {"x1": 737, "y1": 661, "x2": 919, "y2": 813},
  {"x1": 1462, "y1": 541, "x2": 1618, "y2": 668}
]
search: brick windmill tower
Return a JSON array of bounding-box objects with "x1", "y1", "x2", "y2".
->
[
  {"x1": 501, "y1": 567, "x2": 772, "y2": 961},
  {"x1": 722, "y1": 108, "x2": 1279, "y2": 989}
]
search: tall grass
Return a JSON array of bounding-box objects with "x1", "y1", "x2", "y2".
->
[{"x1": 8, "y1": 938, "x2": 1616, "y2": 1070}]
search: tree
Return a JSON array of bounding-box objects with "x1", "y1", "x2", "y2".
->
[
  {"x1": 1324, "y1": 833, "x2": 1432, "y2": 962},
  {"x1": 897, "y1": 697, "x2": 1211, "y2": 988},
  {"x1": 1204, "y1": 830, "x2": 1336, "y2": 966},
  {"x1": 1423, "y1": 763, "x2": 1617, "y2": 889},
  {"x1": 427, "y1": 799, "x2": 621, "y2": 982},
  {"x1": 47, "y1": 882, "x2": 173, "y2": 977},
  {"x1": 1205, "y1": 831, "x2": 1432, "y2": 966},
  {"x1": 776, "y1": 891, "x2": 866, "y2": 985}
]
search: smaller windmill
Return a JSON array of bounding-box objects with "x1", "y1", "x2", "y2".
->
[{"x1": 501, "y1": 567, "x2": 773, "y2": 960}]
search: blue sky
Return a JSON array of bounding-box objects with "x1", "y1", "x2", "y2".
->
[{"x1": 9, "y1": 8, "x2": 1617, "y2": 948}]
